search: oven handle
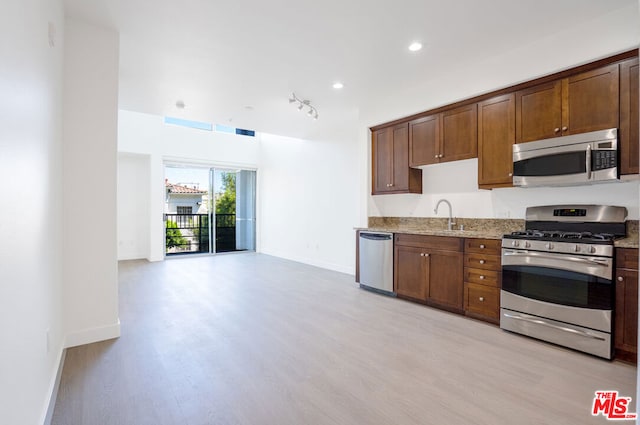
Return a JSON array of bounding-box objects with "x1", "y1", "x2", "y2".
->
[
  {"x1": 503, "y1": 313, "x2": 606, "y2": 341},
  {"x1": 503, "y1": 250, "x2": 610, "y2": 267},
  {"x1": 586, "y1": 144, "x2": 592, "y2": 180}
]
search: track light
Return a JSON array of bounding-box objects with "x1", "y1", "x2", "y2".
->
[{"x1": 289, "y1": 92, "x2": 319, "y2": 120}]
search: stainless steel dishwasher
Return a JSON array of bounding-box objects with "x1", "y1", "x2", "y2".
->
[{"x1": 358, "y1": 232, "x2": 394, "y2": 295}]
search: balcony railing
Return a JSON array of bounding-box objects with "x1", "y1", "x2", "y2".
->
[{"x1": 164, "y1": 213, "x2": 237, "y2": 255}]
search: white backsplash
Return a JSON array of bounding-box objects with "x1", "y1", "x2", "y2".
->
[{"x1": 369, "y1": 158, "x2": 640, "y2": 220}]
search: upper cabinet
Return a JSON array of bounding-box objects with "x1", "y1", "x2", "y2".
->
[
  {"x1": 409, "y1": 104, "x2": 477, "y2": 166},
  {"x1": 371, "y1": 50, "x2": 638, "y2": 195},
  {"x1": 516, "y1": 64, "x2": 619, "y2": 143},
  {"x1": 478, "y1": 94, "x2": 515, "y2": 189},
  {"x1": 620, "y1": 57, "x2": 639, "y2": 175},
  {"x1": 372, "y1": 123, "x2": 422, "y2": 195}
]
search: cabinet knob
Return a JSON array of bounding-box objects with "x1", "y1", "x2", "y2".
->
[
  {"x1": 439, "y1": 154, "x2": 443, "y2": 158},
  {"x1": 479, "y1": 259, "x2": 485, "y2": 264},
  {"x1": 479, "y1": 275, "x2": 485, "y2": 280},
  {"x1": 479, "y1": 297, "x2": 485, "y2": 302},
  {"x1": 479, "y1": 244, "x2": 485, "y2": 249},
  {"x1": 554, "y1": 128, "x2": 560, "y2": 133},
  {"x1": 508, "y1": 173, "x2": 513, "y2": 177},
  {"x1": 618, "y1": 276, "x2": 624, "y2": 282},
  {"x1": 424, "y1": 253, "x2": 430, "y2": 257},
  {"x1": 434, "y1": 155, "x2": 439, "y2": 159},
  {"x1": 562, "y1": 126, "x2": 568, "y2": 131}
]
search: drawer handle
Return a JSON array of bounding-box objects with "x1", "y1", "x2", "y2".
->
[
  {"x1": 479, "y1": 297, "x2": 484, "y2": 302},
  {"x1": 479, "y1": 260, "x2": 485, "y2": 264},
  {"x1": 479, "y1": 244, "x2": 485, "y2": 249},
  {"x1": 479, "y1": 275, "x2": 485, "y2": 280}
]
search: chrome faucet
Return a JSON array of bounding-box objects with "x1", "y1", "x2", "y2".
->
[{"x1": 434, "y1": 199, "x2": 456, "y2": 231}]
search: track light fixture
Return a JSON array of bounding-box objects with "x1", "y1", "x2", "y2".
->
[{"x1": 288, "y1": 92, "x2": 318, "y2": 120}]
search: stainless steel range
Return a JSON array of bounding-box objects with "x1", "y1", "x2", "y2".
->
[{"x1": 500, "y1": 205, "x2": 627, "y2": 359}]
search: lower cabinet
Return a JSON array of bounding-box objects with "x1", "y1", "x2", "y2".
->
[
  {"x1": 394, "y1": 234, "x2": 464, "y2": 312},
  {"x1": 615, "y1": 248, "x2": 638, "y2": 363},
  {"x1": 463, "y1": 238, "x2": 502, "y2": 324}
]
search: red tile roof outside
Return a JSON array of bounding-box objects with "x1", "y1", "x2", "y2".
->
[{"x1": 165, "y1": 181, "x2": 207, "y2": 194}]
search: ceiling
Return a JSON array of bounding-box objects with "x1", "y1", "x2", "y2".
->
[{"x1": 63, "y1": 0, "x2": 637, "y2": 140}]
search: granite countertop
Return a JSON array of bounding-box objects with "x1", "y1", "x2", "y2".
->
[{"x1": 358, "y1": 217, "x2": 640, "y2": 249}]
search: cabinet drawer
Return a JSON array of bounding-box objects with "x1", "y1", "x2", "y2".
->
[
  {"x1": 394, "y1": 234, "x2": 463, "y2": 251},
  {"x1": 617, "y1": 248, "x2": 639, "y2": 270},
  {"x1": 464, "y1": 238, "x2": 501, "y2": 255},
  {"x1": 464, "y1": 267, "x2": 500, "y2": 287},
  {"x1": 464, "y1": 253, "x2": 501, "y2": 271},
  {"x1": 465, "y1": 283, "x2": 500, "y2": 319}
]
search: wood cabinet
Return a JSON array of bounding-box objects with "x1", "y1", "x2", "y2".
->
[
  {"x1": 516, "y1": 64, "x2": 620, "y2": 143},
  {"x1": 615, "y1": 247, "x2": 638, "y2": 362},
  {"x1": 394, "y1": 234, "x2": 464, "y2": 312},
  {"x1": 409, "y1": 104, "x2": 477, "y2": 166},
  {"x1": 478, "y1": 94, "x2": 515, "y2": 189},
  {"x1": 372, "y1": 124, "x2": 422, "y2": 194},
  {"x1": 463, "y1": 238, "x2": 501, "y2": 324},
  {"x1": 620, "y1": 58, "x2": 639, "y2": 175}
]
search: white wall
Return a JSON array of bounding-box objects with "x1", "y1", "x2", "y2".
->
[
  {"x1": 118, "y1": 110, "x2": 261, "y2": 261},
  {"x1": 369, "y1": 159, "x2": 640, "y2": 220},
  {"x1": 117, "y1": 109, "x2": 361, "y2": 274},
  {"x1": 0, "y1": 1, "x2": 65, "y2": 424},
  {"x1": 259, "y1": 128, "x2": 360, "y2": 274},
  {"x1": 118, "y1": 153, "x2": 150, "y2": 260},
  {"x1": 362, "y1": 3, "x2": 640, "y2": 223},
  {"x1": 62, "y1": 19, "x2": 120, "y2": 348}
]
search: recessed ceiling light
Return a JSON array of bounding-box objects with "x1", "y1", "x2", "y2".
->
[
  {"x1": 333, "y1": 82, "x2": 344, "y2": 89},
  {"x1": 408, "y1": 42, "x2": 422, "y2": 52}
]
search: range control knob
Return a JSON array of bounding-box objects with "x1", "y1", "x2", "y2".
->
[
  {"x1": 511, "y1": 240, "x2": 520, "y2": 247},
  {"x1": 545, "y1": 242, "x2": 554, "y2": 250},
  {"x1": 589, "y1": 246, "x2": 597, "y2": 254},
  {"x1": 524, "y1": 241, "x2": 531, "y2": 248},
  {"x1": 574, "y1": 245, "x2": 581, "y2": 252}
]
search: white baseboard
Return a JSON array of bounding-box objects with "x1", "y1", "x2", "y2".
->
[
  {"x1": 41, "y1": 347, "x2": 66, "y2": 425},
  {"x1": 64, "y1": 320, "x2": 121, "y2": 349},
  {"x1": 259, "y1": 249, "x2": 355, "y2": 275}
]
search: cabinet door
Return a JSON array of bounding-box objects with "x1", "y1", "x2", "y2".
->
[
  {"x1": 515, "y1": 80, "x2": 562, "y2": 143},
  {"x1": 372, "y1": 127, "x2": 393, "y2": 194},
  {"x1": 620, "y1": 58, "x2": 639, "y2": 175},
  {"x1": 409, "y1": 115, "x2": 439, "y2": 167},
  {"x1": 478, "y1": 94, "x2": 515, "y2": 188},
  {"x1": 464, "y1": 282, "x2": 500, "y2": 320},
  {"x1": 427, "y1": 250, "x2": 463, "y2": 310},
  {"x1": 394, "y1": 245, "x2": 428, "y2": 301},
  {"x1": 441, "y1": 104, "x2": 478, "y2": 162},
  {"x1": 564, "y1": 63, "x2": 619, "y2": 135},
  {"x1": 615, "y1": 268, "x2": 638, "y2": 355},
  {"x1": 392, "y1": 123, "x2": 410, "y2": 191}
]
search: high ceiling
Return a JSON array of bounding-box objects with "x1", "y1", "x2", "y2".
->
[{"x1": 64, "y1": 0, "x2": 638, "y2": 139}]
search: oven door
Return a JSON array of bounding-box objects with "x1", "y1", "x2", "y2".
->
[{"x1": 501, "y1": 249, "x2": 613, "y2": 311}]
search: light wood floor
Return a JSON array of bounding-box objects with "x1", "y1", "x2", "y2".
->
[{"x1": 52, "y1": 253, "x2": 637, "y2": 425}]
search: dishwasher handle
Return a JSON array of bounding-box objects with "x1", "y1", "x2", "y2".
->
[{"x1": 360, "y1": 232, "x2": 393, "y2": 241}]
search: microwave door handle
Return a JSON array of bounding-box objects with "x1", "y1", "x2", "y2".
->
[
  {"x1": 586, "y1": 144, "x2": 592, "y2": 179},
  {"x1": 503, "y1": 250, "x2": 609, "y2": 266}
]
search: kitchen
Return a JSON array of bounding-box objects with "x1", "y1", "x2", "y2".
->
[
  {"x1": 6, "y1": 1, "x2": 640, "y2": 424},
  {"x1": 359, "y1": 49, "x2": 640, "y2": 358}
]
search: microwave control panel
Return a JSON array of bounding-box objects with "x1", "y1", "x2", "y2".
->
[{"x1": 592, "y1": 150, "x2": 617, "y2": 171}]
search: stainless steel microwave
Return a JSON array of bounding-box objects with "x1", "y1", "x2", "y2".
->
[{"x1": 512, "y1": 128, "x2": 619, "y2": 187}]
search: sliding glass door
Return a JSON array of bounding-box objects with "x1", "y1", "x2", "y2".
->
[{"x1": 164, "y1": 164, "x2": 256, "y2": 256}]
